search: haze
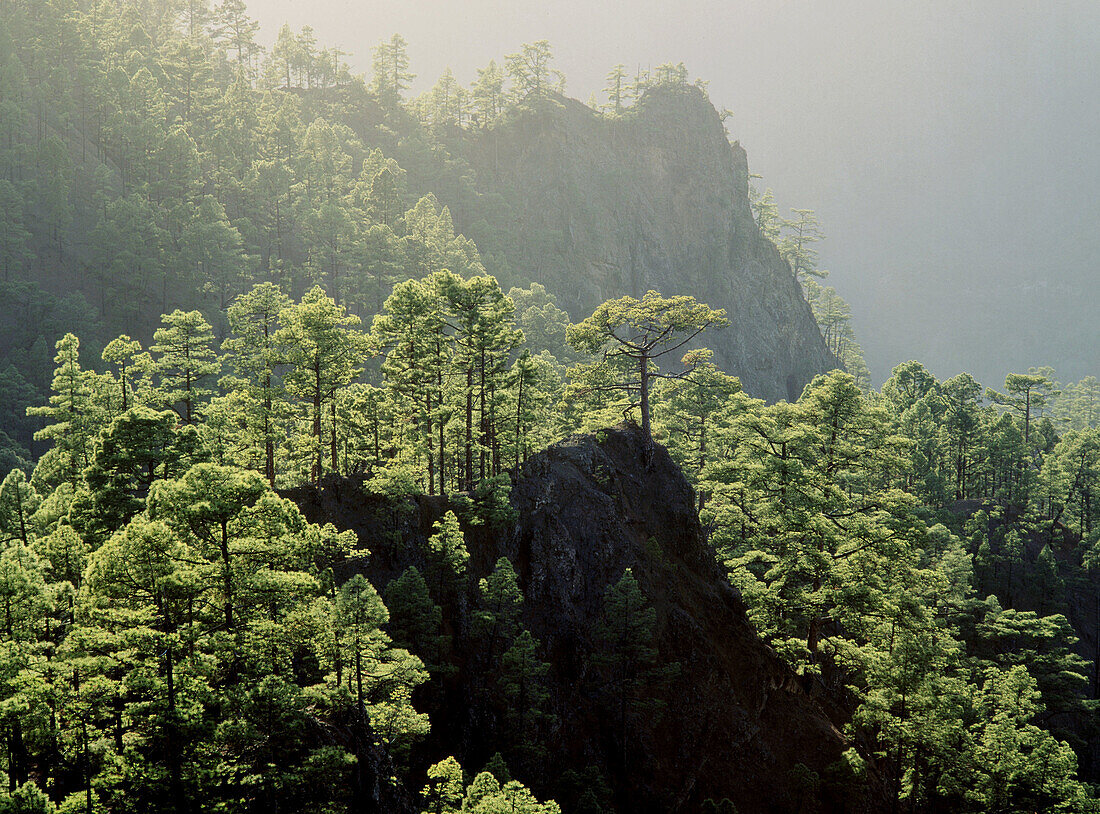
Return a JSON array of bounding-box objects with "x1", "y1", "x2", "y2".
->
[{"x1": 247, "y1": 0, "x2": 1100, "y2": 388}]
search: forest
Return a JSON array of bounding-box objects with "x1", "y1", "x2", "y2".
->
[{"x1": 2, "y1": 1, "x2": 1100, "y2": 812}]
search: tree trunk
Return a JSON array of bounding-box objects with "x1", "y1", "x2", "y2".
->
[
  {"x1": 465, "y1": 367, "x2": 474, "y2": 490},
  {"x1": 330, "y1": 396, "x2": 338, "y2": 474},
  {"x1": 355, "y1": 638, "x2": 364, "y2": 714},
  {"x1": 221, "y1": 520, "x2": 233, "y2": 630},
  {"x1": 264, "y1": 373, "x2": 275, "y2": 486},
  {"x1": 313, "y1": 364, "x2": 322, "y2": 486},
  {"x1": 437, "y1": 352, "x2": 446, "y2": 492},
  {"x1": 515, "y1": 371, "x2": 524, "y2": 471}
]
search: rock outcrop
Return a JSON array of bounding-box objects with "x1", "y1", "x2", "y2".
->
[
  {"x1": 498, "y1": 425, "x2": 858, "y2": 810},
  {"x1": 451, "y1": 88, "x2": 836, "y2": 401},
  {"x1": 292, "y1": 426, "x2": 874, "y2": 812}
]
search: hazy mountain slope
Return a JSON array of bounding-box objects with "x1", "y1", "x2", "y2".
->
[{"x1": 444, "y1": 87, "x2": 836, "y2": 401}]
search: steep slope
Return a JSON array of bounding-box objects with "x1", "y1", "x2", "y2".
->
[
  {"x1": 291, "y1": 426, "x2": 877, "y2": 812},
  {"x1": 448, "y1": 87, "x2": 836, "y2": 401},
  {"x1": 495, "y1": 425, "x2": 861, "y2": 810}
]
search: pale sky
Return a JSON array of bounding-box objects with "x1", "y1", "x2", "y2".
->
[{"x1": 244, "y1": 0, "x2": 1100, "y2": 386}]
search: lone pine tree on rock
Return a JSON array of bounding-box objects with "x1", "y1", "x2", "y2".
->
[{"x1": 567, "y1": 291, "x2": 727, "y2": 439}]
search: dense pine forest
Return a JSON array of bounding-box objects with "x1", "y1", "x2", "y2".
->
[{"x1": 2, "y1": 1, "x2": 1100, "y2": 812}]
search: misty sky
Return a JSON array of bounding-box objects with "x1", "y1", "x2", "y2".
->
[{"x1": 246, "y1": 0, "x2": 1100, "y2": 387}]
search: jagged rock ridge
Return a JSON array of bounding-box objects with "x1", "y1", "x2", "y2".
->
[{"x1": 450, "y1": 87, "x2": 836, "y2": 401}]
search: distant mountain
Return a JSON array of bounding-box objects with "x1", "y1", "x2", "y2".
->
[{"x1": 442, "y1": 87, "x2": 836, "y2": 401}]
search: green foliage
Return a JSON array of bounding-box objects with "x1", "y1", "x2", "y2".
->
[
  {"x1": 26, "y1": 334, "x2": 94, "y2": 487},
  {"x1": 481, "y1": 752, "x2": 512, "y2": 784},
  {"x1": 424, "y1": 510, "x2": 469, "y2": 603},
  {"x1": 420, "y1": 758, "x2": 561, "y2": 814},
  {"x1": 150, "y1": 310, "x2": 220, "y2": 425},
  {"x1": 372, "y1": 34, "x2": 415, "y2": 104},
  {"x1": 464, "y1": 771, "x2": 562, "y2": 814},
  {"x1": 987, "y1": 370, "x2": 1057, "y2": 443},
  {"x1": 709, "y1": 371, "x2": 914, "y2": 672},
  {"x1": 751, "y1": 185, "x2": 870, "y2": 387},
  {"x1": 593, "y1": 569, "x2": 677, "y2": 766},
  {"x1": 0, "y1": 781, "x2": 55, "y2": 813},
  {"x1": 278, "y1": 286, "x2": 371, "y2": 485},
  {"x1": 2, "y1": 3, "x2": 1100, "y2": 806},
  {"x1": 567, "y1": 291, "x2": 728, "y2": 437},
  {"x1": 0, "y1": 446, "x2": 422, "y2": 813},
  {"x1": 385, "y1": 566, "x2": 449, "y2": 674},
  {"x1": 697, "y1": 361, "x2": 1100, "y2": 811},
  {"x1": 777, "y1": 208, "x2": 825, "y2": 283},
  {"x1": 421, "y1": 756, "x2": 465, "y2": 814},
  {"x1": 966, "y1": 666, "x2": 1094, "y2": 813},
  {"x1": 0, "y1": 470, "x2": 38, "y2": 547},
  {"x1": 78, "y1": 407, "x2": 205, "y2": 541},
  {"x1": 221, "y1": 282, "x2": 293, "y2": 486},
  {"x1": 654, "y1": 348, "x2": 749, "y2": 502},
  {"x1": 498, "y1": 629, "x2": 554, "y2": 763},
  {"x1": 473, "y1": 557, "x2": 524, "y2": 660},
  {"x1": 505, "y1": 41, "x2": 565, "y2": 107}
]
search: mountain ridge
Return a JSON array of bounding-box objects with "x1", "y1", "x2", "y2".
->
[{"x1": 441, "y1": 87, "x2": 837, "y2": 401}]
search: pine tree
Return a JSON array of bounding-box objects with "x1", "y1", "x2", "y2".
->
[
  {"x1": 443, "y1": 274, "x2": 523, "y2": 486},
  {"x1": 148, "y1": 463, "x2": 267, "y2": 632},
  {"x1": 33, "y1": 524, "x2": 87, "y2": 587},
  {"x1": 384, "y1": 566, "x2": 448, "y2": 673},
  {"x1": 212, "y1": 0, "x2": 261, "y2": 76},
  {"x1": 505, "y1": 41, "x2": 564, "y2": 105},
  {"x1": 508, "y1": 350, "x2": 562, "y2": 469},
  {"x1": 27, "y1": 333, "x2": 93, "y2": 486},
  {"x1": 0, "y1": 541, "x2": 51, "y2": 795},
  {"x1": 100, "y1": 335, "x2": 145, "y2": 412},
  {"x1": 603, "y1": 64, "x2": 627, "y2": 115},
  {"x1": 462, "y1": 770, "x2": 561, "y2": 813},
  {"x1": 424, "y1": 511, "x2": 468, "y2": 603},
  {"x1": 421, "y1": 756, "x2": 464, "y2": 814},
  {"x1": 941, "y1": 373, "x2": 985, "y2": 500},
  {"x1": 471, "y1": 60, "x2": 505, "y2": 127},
  {"x1": 222, "y1": 283, "x2": 293, "y2": 485},
  {"x1": 498, "y1": 629, "x2": 552, "y2": 762},
  {"x1": 473, "y1": 556, "x2": 523, "y2": 662},
  {"x1": 151, "y1": 310, "x2": 221, "y2": 425},
  {"x1": 277, "y1": 287, "x2": 371, "y2": 485},
  {"x1": 750, "y1": 187, "x2": 781, "y2": 243},
  {"x1": 373, "y1": 275, "x2": 451, "y2": 493},
  {"x1": 987, "y1": 371, "x2": 1057, "y2": 444},
  {"x1": 80, "y1": 407, "x2": 203, "y2": 540},
  {"x1": 336, "y1": 573, "x2": 389, "y2": 714},
  {"x1": 0, "y1": 469, "x2": 39, "y2": 546},
  {"x1": 777, "y1": 208, "x2": 825, "y2": 283},
  {"x1": 78, "y1": 515, "x2": 204, "y2": 808},
  {"x1": 371, "y1": 34, "x2": 414, "y2": 105},
  {"x1": 658, "y1": 348, "x2": 745, "y2": 503},
  {"x1": 593, "y1": 569, "x2": 676, "y2": 769},
  {"x1": 567, "y1": 292, "x2": 728, "y2": 438}
]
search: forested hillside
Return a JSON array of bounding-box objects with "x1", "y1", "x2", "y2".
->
[
  {"x1": 4, "y1": 1, "x2": 1100, "y2": 813},
  {"x1": 0, "y1": 0, "x2": 844, "y2": 472}
]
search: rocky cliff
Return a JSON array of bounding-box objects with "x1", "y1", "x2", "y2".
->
[
  {"x1": 291, "y1": 426, "x2": 877, "y2": 812},
  {"x1": 449, "y1": 88, "x2": 836, "y2": 401}
]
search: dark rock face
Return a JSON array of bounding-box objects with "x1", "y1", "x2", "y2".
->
[
  {"x1": 500, "y1": 426, "x2": 856, "y2": 811},
  {"x1": 452, "y1": 88, "x2": 836, "y2": 401},
  {"x1": 291, "y1": 426, "x2": 873, "y2": 812}
]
